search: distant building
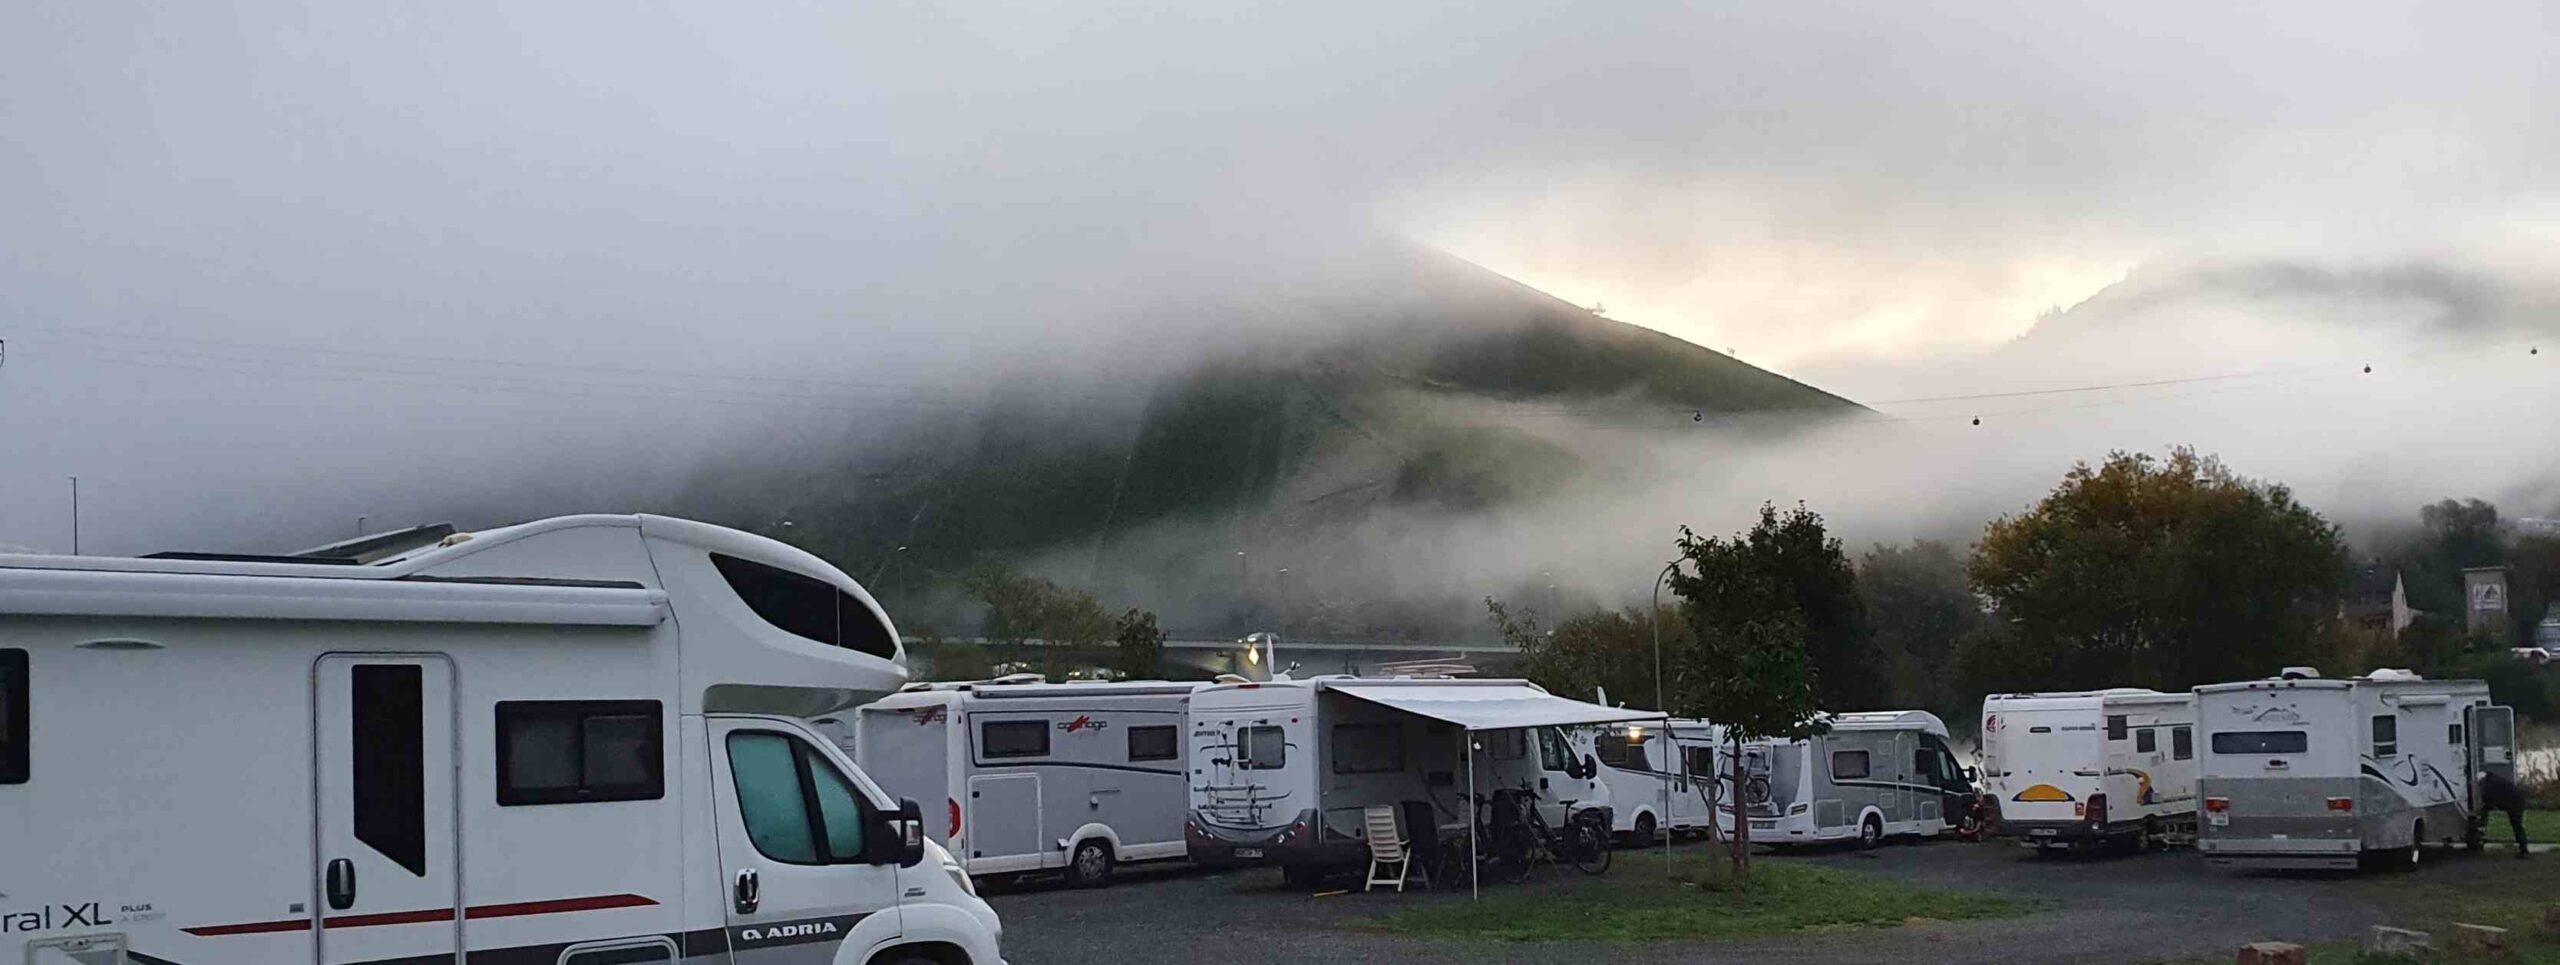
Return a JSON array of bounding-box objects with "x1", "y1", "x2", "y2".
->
[
  {"x1": 2514, "y1": 517, "x2": 2560, "y2": 538},
  {"x1": 2344, "y1": 564, "x2": 2418, "y2": 635}
]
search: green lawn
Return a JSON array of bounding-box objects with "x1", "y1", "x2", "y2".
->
[
  {"x1": 1360, "y1": 851, "x2": 2034, "y2": 942},
  {"x1": 2483, "y1": 807, "x2": 2560, "y2": 847}
]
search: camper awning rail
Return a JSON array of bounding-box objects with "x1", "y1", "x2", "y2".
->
[
  {"x1": 0, "y1": 568, "x2": 668, "y2": 626},
  {"x1": 1329, "y1": 683, "x2": 1663, "y2": 730}
]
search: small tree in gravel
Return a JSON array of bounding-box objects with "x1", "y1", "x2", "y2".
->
[{"x1": 1667, "y1": 505, "x2": 1833, "y2": 881}]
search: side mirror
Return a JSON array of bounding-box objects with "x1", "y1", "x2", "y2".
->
[
  {"x1": 1964, "y1": 766, "x2": 1979, "y2": 782},
  {"x1": 865, "y1": 797, "x2": 928, "y2": 867},
  {"x1": 897, "y1": 798, "x2": 926, "y2": 867},
  {"x1": 1580, "y1": 754, "x2": 1598, "y2": 780}
]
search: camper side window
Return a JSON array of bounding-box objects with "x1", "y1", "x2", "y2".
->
[
  {"x1": 981, "y1": 721, "x2": 1050, "y2": 759},
  {"x1": 2172, "y1": 725, "x2": 2193, "y2": 761},
  {"x1": 1831, "y1": 750, "x2": 1870, "y2": 780},
  {"x1": 2106, "y1": 715, "x2": 2128, "y2": 741},
  {"x1": 0, "y1": 649, "x2": 26, "y2": 785},
  {"x1": 710, "y1": 553, "x2": 899, "y2": 659},
  {"x1": 496, "y1": 701, "x2": 666, "y2": 806},
  {"x1": 1239, "y1": 725, "x2": 1287, "y2": 769},
  {"x1": 1127, "y1": 725, "x2": 1179, "y2": 763},
  {"x1": 2371, "y1": 715, "x2": 2398, "y2": 757},
  {"x1": 2135, "y1": 728, "x2": 2157, "y2": 754},
  {"x1": 2449, "y1": 722, "x2": 2465, "y2": 747},
  {"x1": 1331, "y1": 723, "x2": 1407, "y2": 774},
  {"x1": 1484, "y1": 729, "x2": 1527, "y2": 761}
]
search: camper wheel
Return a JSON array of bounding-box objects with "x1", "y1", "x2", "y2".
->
[
  {"x1": 1631, "y1": 812, "x2": 1658, "y2": 847},
  {"x1": 1065, "y1": 839, "x2": 1115, "y2": 888},
  {"x1": 1858, "y1": 813, "x2": 1884, "y2": 850},
  {"x1": 2399, "y1": 822, "x2": 2422, "y2": 872}
]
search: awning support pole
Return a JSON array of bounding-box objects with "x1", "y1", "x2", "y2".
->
[
  {"x1": 1467, "y1": 727, "x2": 1479, "y2": 901},
  {"x1": 1661, "y1": 714, "x2": 1673, "y2": 871}
]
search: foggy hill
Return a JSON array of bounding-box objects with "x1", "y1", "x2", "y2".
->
[{"x1": 671, "y1": 245, "x2": 1860, "y2": 639}]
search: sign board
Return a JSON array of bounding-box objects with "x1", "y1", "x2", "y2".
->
[{"x1": 2464, "y1": 567, "x2": 2510, "y2": 642}]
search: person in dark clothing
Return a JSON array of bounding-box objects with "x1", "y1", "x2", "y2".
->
[{"x1": 2477, "y1": 770, "x2": 2530, "y2": 859}]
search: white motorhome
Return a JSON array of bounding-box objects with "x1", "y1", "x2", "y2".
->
[
  {"x1": 856, "y1": 678, "x2": 1202, "y2": 886},
  {"x1": 1590, "y1": 719, "x2": 1725, "y2": 842},
  {"x1": 1720, "y1": 710, "x2": 1978, "y2": 848},
  {"x1": 2195, "y1": 669, "x2": 2515, "y2": 870},
  {"x1": 1184, "y1": 677, "x2": 1656, "y2": 888},
  {"x1": 1980, "y1": 689, "x2": 2197, "y2": 851},
  {"x1": 0, "y1": 514, "x2": 1005, "y2": 965}
]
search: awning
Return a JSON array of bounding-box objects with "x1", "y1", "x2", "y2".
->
[{"x1": 1330, "y1": 683, "x2": 1663, "y2": 730}]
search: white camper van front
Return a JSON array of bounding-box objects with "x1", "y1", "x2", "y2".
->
[{"x1": 0, "y1": 514, "x2": 1007, "y2": 965}]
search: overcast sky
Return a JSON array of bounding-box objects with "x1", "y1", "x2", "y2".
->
[{"x1": 2, "y1": 1, "x2": 2553, "y2": 554}]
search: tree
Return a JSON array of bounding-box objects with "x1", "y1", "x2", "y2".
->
[
  {"x1": 1488, "y1": 600, "x2": 1687, "y2": 710},
  {"x1": 1665, "y1": 505, "x2": 1835, "y2": 880},
  {"x1": 1112, "y1": 608, "x2": 1167, "y2": 680},
  {"x1": 1861, "y1": 541, "x2": 1982, "y2": 728},
  {"x1": 1965, "y1": 448, "x2": 2348, "y2": 691},
  {"x1": 964, "y1": 565, "x2": 1114, "y2": 672}
]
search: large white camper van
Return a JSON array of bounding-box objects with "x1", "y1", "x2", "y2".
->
[
  {"x1": 856, "y1": 679, "x2": 1203, "y2": 886},
  {"x1": 1720, "y1": 711, "x2": 1978, "y2": 848},
  {"x1": 0, "y1": 514, "x2": 1005, "y2": 965},
  {"x1": 2195, "y1": 669, "x2": 2515, "y2": 870},
  {"x1": 1980, "y1": 689, "x2": 2197, "y2": 851},
  {"x1": 1184, "y1": 677, "x2": 1656, "y2": 886},
  {"x1": 1590, "y1": 720, "x2": 1725, "y2": 842}
]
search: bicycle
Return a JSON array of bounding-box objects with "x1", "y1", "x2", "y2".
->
[{"x1": 1500, "y1": 783, "x2": 1614, "y2": 880}]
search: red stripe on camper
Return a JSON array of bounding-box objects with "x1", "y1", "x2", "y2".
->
[{"x1": 183, "y1": 893, "x2": 657, "y2": 937}]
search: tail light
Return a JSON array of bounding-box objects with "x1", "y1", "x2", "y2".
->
[
  {"x1": 2204, "y1": 797, "x2": 2229, "y2": 813},
  {"x1": 2326, "y1": 797, "x2": 2354, "y2": 812},
  {"x1": 948, "y1": 797, "x2": 963, "y2": 839},
  {"x1": 2084, "y1": 793, "x2": 2108, "y2": 827}
]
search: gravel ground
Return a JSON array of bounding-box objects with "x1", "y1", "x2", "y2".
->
[{"x1": 982, "y1": 836, "x2": 2501, "y2": 965}]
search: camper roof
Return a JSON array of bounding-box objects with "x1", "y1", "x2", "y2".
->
[
  {"x1": 2193, "y1": 670, "x2": 2487, "y2": 696},
  {"x1": 1984, "y1": 689, "x2": 2186, "y2": 711},
  {"x1": 1826, "y1": 709, "x2": 1950, "y2": 737}
]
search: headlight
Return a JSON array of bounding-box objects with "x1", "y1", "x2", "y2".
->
[{"x1": 941, "y1": 857, "x2": 977, "y2": 897}]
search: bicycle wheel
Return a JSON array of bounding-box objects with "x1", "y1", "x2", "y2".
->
[{"x1": 1571, "y1": 819, "x2": 1613, "y2": 874}]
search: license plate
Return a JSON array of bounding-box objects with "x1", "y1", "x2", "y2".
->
[
  {"x1": 2028, "y1": 828, "x2": 2058, "y2": 837},
  {"x1": 2207, "y1": 812, "x2": 2229, "y2": 827},
  {"x1": 1750, "y1": 820, "x2": 1775, "y2": 830},
  {"x1": 1233, "y1": 848, "x2": 1263, "y2": 859}
]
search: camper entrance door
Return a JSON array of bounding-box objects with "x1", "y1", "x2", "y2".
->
[{"x1": 314, "y1": 654, "x2": 462, "y2": 965}]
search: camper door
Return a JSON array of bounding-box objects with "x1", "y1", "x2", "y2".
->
[
  {"x1": 2467, "y1": 704, "x2": 2516, "y2": 784},
  {"x1": 707, "y1": 718, "x2": 904, "y2": 961},
  {"x1": 313, "y1": 655, "x2": 460, "y2": 964}
]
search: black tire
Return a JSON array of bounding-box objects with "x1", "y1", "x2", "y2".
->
[
  {"x1": 1632, "y1": 812, "x2": 1658, "y2": 848},
  {"x1": 1280, "y1": 863, "x2": 1328, "y2": 889},
  {"x1": 1859, "y1": 814, "x2": 1885, "y2": 850},
  {"x1": 2401, "y1": 822, "x2": 2423, "y2": 872},
  {"x1": 1064, "y1": 839, "x2": 1114, "y2": 888}
]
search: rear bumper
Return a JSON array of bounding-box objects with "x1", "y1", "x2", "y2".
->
[
  {"x1": 1186, "y1": 809, "x2": 1340, "y2": 866},
  {"x1": 2198, "y1": 834, "x2": 2362, "y2": 869},
  {"x1": 1999, "y1": 819, "x2": 2120, "y2": 844}
]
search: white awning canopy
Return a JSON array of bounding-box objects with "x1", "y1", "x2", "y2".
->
[{"x1": 1331, "y1": 683, "x2": 1663, "y2": 730}]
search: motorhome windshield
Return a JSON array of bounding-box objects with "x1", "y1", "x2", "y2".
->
[{"x1": 2210, "y1": 730, "x2": 2308, "y2": 755}]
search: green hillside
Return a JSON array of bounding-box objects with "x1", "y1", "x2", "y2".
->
[{"x1": 675, "y1": 246, "x2": 1860, "y2": 638}]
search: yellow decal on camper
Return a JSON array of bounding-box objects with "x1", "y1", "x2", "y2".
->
[{"x1": 2013, "y1": 783, "x2": 2074, "y2": 803}]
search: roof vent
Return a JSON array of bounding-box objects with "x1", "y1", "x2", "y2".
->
[
  {"x1": 2277, "y1": 666, "x2": 2322, "y2": 680},
  {"x1": 986, "y1": 673, "x2": 1045, "y2": 686},
  {"x1": 1212, "y1": 673, "x2": 1249, "y2": 684},
  {"x1": 2364, "y1": 668, "x2": 2424, "y2": 682}
]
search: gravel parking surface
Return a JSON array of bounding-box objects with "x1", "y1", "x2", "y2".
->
[{"x1": 984, "y1": 836, "x2": 2479, "y2": 965}]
